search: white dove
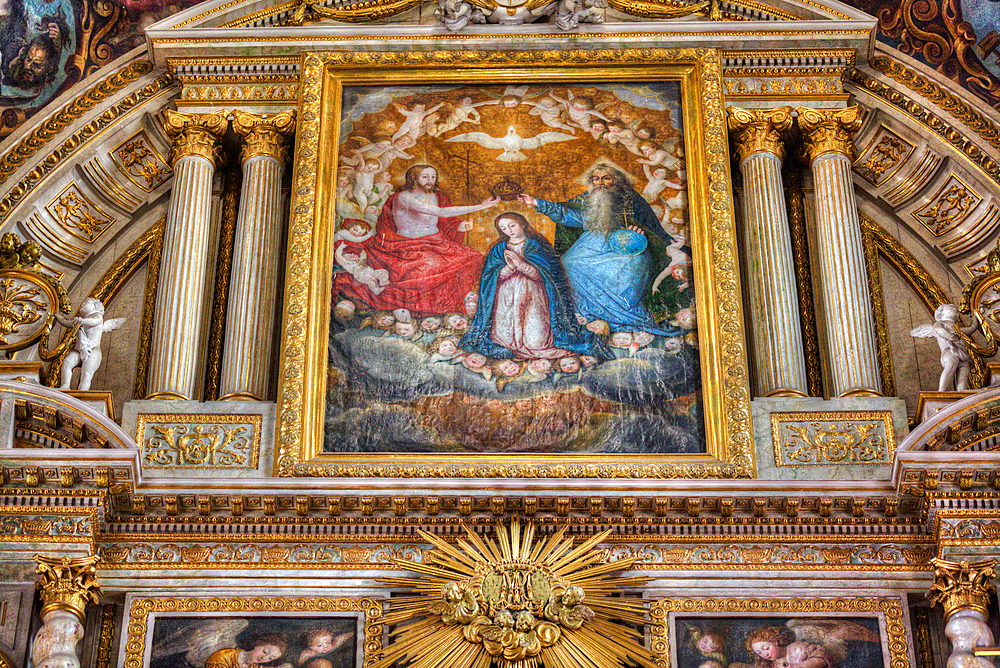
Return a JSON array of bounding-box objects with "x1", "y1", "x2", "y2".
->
[{"x1": 445, "y1": 125, "x2": 577, "y2": 161}]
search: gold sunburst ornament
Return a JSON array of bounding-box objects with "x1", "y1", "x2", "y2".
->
[{"x1": 372, "y1": 519, "x2": 656, "y2": 668}]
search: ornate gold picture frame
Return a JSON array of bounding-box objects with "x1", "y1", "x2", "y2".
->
[
  {"x1": 122, "y1": 595, "x2": 384, "y2": 668},
  {"x1": 276, "y1": 48, "x2": 750, "y2": 478},
  {"x1": 649, "y1": 597, "x2": 910, "y2": 668}
]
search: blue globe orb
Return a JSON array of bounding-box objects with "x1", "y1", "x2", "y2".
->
[{"x1": 610, "y1": 228, "x2": 648, "y2": 256}]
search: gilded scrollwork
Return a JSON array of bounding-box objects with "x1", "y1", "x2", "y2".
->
[
  {"x1": 136, "y1": 414, "x2": 261, "y2": 470},
  {"x1": 771, "y1": 411, "x2": 895, "y2": 467}
]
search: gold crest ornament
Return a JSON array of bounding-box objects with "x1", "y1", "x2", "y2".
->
[{"x1": 373, "y1": 519, "x2": 655, "y2": 668}]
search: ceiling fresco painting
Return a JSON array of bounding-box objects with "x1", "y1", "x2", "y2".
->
[
  {"x1": 845, "y1": 0, "x2": 1000, "y2": 110},
  {"x1": 0, "y1": 0, "x2": 205, "y2": 139}
]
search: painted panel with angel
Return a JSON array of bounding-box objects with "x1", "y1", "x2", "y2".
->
[
  {"x1": 328, "y1": 81, "x2": 700, "y2": 455},
  {"x1": 148, "y1": 615, "x2": 358, "y2": 668},
  {"x1": 676, "y1": 616, "x2": 885, "y2": 668}
]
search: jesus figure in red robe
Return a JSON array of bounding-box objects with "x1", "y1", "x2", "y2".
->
[{"x1": 335, "y1": 164, "x2": 500, "y2": 316}]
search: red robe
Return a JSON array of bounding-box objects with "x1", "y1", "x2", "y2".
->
[{"x1": 334, "y1": 190, "x2": 484, "y2": 315}]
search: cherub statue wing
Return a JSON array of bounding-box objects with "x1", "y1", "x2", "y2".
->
[
  {"x1": 103, "y1": 318, "x2": 126, "y2": 332},
  {"x1": 150, "y1": 618, "x2": 249, "y2": 666},
  {"x1": 444, "y1": 132, "x2": 504, "y2": 149},
  {"x1": 519, "y1": 131, "x2": 578, "y2": 149},
  {"x1": 910, "y1": 324, "x2": 937, "y2": 338},
  {"x1": 787, "y1": 618, "x2": 879, "y2": 664}
]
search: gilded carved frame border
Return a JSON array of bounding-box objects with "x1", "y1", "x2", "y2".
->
[
  {"x1": 276, "y1": 48, "x2": 751, "y2": 478},
  {"x1": 122, "y1": 596, "x2": 384, "y2": 668},
  {"x1": 649, "y1": 596, "x2": 910, "y2": 668}
]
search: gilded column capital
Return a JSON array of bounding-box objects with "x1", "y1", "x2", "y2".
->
[
  {"x1": 162, "y1": 110, "x2": 229, "y2": 169},
  {"x1": 726, "y1": 105, "x2": 793, "y2": 163},
  {"x1": 796, "y1": 105, "x2": 863, "y2": 162},
  {"x1": 232, "y1": 110, "x2": 297, "y2": 165},
  {"x1": 927, "y1": 557, "x2": 997, "y2": 620},
  {"x1": 34, "y1": 554, "x2": 102, "y2": 622}
]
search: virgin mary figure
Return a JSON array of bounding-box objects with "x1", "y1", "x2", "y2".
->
[{"x1": 460, "y1": 212, "x2": 605, "y2": 360}]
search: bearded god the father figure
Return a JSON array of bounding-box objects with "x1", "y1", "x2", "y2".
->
[{"x1": 519, "y1": 164, "x2": 680, "y2": 335}]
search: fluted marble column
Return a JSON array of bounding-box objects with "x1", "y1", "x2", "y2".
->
[
  {"x1": 219, "y1": 110, "x2": 296, "y2": 401},
  {"x1": 797, "y1": 106, "x2": 882, "y2": 397},
  {"x1": 927, "y1": 558, "x2": 998, "y2": 668},
  {"x1": 30, "y1": 555, "x2": 101, "y2": 668},
  {"x1": 147, "y1": 111, "x2": 228, "y2": 400},
  {"x1": 728, "y1": 106, "x2": 807, "y2": 397}
]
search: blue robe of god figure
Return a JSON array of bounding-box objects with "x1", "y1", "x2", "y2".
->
[{"x1": 527, "y1": 166, "x2": 682, "y2": 336}]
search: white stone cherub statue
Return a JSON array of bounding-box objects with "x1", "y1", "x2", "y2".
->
[
  {"x1": 54, "y1": 298, "x2": 125, "y2": 391},
  {"x1": 910, "y1": 304, "x2": 980, "y2": 392}
]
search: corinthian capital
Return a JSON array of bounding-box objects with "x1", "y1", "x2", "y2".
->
[
  {"x1": 726, "y1": 106, "x2": 793, "y2": 163},
  {"x1": 796, "y1": 105, "x2": 863, "y2": 163},
  {"x1": 34, "y1": 554, "x2": 102, "y2": 622},
  {"x1": 927, "y1": 557, "x2": 997, "y2": 620},
  {"x1": 162, "y1": 110, "x2": 229, "y2": 168},
  {"x1": 232, "y1": 109, "x2": 297, "y2": 165}
]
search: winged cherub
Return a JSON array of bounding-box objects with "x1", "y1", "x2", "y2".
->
[
  {"x1": 445, "y1": 125, "x2": 577, "y2": 161},
  {"x1": 151, "y1": 619, "x2": 293, "y2": 668},
  {"x1": 747, "y1": 619, "x2": 879, "y2": 668},
  {"x1": 54, "y1": 298, "x2": 125, "y2": 391},
  {"x1": 910, "y1": 304, "x2": 981, "y2": 392}
]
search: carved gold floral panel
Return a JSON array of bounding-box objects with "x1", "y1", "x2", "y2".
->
[
  {"x1": 44, "y1": 183, "x2": 116, "y2": 245},
  {"x1": 770, "y1": 411, "x2": 895, "y2": 467},
  {"x1": 854, "y1": 125, "x2": 914, "y2": 186},
  {"x1": 911, "y1": 174, "x2": 982, "y2": 237},
  {"x1": 111, "y1": 130, "x2": 172, "y2": 193},
  {"x1": 135, "y1": 414, "x2": 262, "y2": 470}
]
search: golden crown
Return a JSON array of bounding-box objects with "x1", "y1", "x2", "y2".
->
[{"x1": 490, "y1": 176, "x2": 523, "y2": 201}]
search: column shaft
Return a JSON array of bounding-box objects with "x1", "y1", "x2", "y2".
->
[
  {"x1": 728, "y1": 106, "x2": 808, "y2": 397},
  {"x1": 811, "y1": 153, "x2": 880, "y2": 395},
  {"x1": 31, "y1": 609, "x2": 84, "y2": 668},
  {"x1": 147, "y1": 155, "x2": 217, "y2": 398},
  {"x1": 219, "y1": 155, "x2": 285, "y2": 399},
  {"x1": 741, "y1": 152, "x2": 808, "y2": 395},
  {"x1": 218, "y1": 110, "x2": 295, "y2": 401},
  {"x1": 797, "y1": 106, "x2": 882, "y2": 397},
  {"x1": 146, "y1": 111, "x2": 228, "y2": 400}
]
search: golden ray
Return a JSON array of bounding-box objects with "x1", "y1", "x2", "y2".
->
[{"x1": 371, "y1": 518, "x2": 655, "y2": 668}]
